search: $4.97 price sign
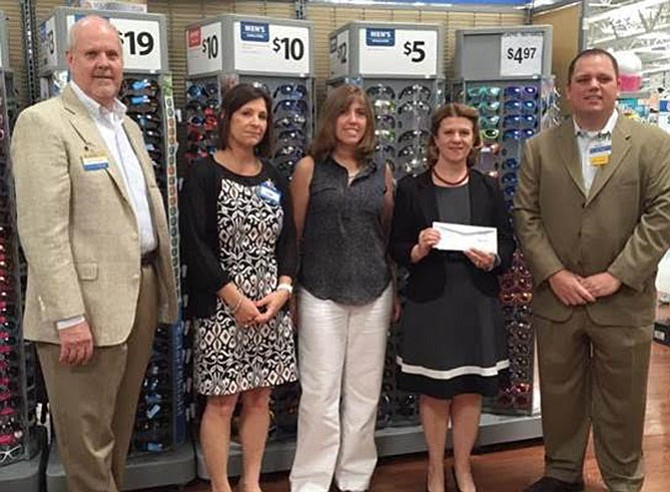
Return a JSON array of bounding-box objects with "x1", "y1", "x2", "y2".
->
[
  {"x1": 233, "y1": 21, "x2": 310, "y2": 75},
  {"x1": 499, "y1": 33, "x2": 544, "y2": 77},
  {"x1": 358, "y1": 28, "x2": 437, "y2": 77}
]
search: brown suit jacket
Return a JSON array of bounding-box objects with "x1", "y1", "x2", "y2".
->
[
  {"x1": 11, "y1": 85, "x2": 178, "y2": 346},
  {"x1": 513, "y1": 115, "x2": 670, "y2": 326}
]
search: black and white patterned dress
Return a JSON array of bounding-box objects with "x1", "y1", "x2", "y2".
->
[{"x1": 181, "y1": 158, "x2": 298, "y2": 396}]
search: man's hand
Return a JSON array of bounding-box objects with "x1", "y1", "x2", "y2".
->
[
  {"x1": 58, "y1": 320, "x2": 94, "y2": 366},
  {"x1": 579, "y1": 272, "x2": 622, "y2": 298},
  {"x1": 548, "y1": 269, "x2": 596, "y2": 306}
]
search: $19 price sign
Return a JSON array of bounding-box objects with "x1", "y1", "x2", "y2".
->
[
  {"x1": 499, "y1": 33, "x2": 544, "y2": 77},
  {"x1": 358, "y1": 28, "x2": 437, "y2": 77},
  {"x1": 65, "y1": 15, "x2": 163, "y2": 72},
  {"x1": 233, "y1": 21, "x2": 310, "y2": 75}
]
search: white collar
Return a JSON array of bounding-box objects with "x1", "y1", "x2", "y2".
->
[
  {"x1": 70, "y1": 81, "x2": 127, "y2": 121},
  {"x1": 573, "y1": 109, "x2": 618, "y2": 139}
]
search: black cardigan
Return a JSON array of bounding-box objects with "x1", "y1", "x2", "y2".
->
[
  {"x1": 179, "y1": 157, "x2": 298, "y2": 318},
  {"x1": 389, "y1": 169, "x2": 515, "y2": 302}
]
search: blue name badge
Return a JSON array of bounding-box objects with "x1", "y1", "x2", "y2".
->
[
  {"x1": 81, "y1": 155, "x2": 109, "y2": 171},
  {"x1": 257, "y1": 180, "x2": 281, "y2": 206}
]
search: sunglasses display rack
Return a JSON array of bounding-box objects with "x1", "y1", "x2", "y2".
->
[
  {"x1": 453, "y1": 26, "x2": 555, "y2": 420},
  {"x1": 184, "y1": 15, "x2": 316, "y2": 180},
  {"x1": 38, "y1": 8, "x2": 193, "y2": 491}
]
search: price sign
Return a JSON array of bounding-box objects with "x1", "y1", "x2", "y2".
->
[
  {"x1": 233, "y1": 21, "x2": 310, "y2": 75},
  {"x1": 66, "y1": 15, "x2": 163, "y2": 72},
  {"x1": 329, "y1": 30, "x2": 349, "y2": 78},
  {"x1": 358, "y1": 28, "x2": 437, "y2": 76},
  {"x1": 186, "y1": 22, "x2": 222, "y2": 76},
  {"x1": 500, "y1": 33, "x2": 544, "y2": 77},
  {"x1": 40, "y1": 16, "x2": 59, "y2": 69}
]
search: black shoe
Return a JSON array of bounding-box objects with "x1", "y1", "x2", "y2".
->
[{"x1": 524, "y1": 476, "x2": 585, "y2": 492}]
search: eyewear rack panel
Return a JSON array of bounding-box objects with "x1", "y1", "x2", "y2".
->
[
  {"x1": 0, "y1": 69, "x2": 39, "y2": 468},
  {"x1": 452, "y1": 76, "x2": 560, "y2": 416},
  {"x1": 184, "y1": 74, "x2": 315, "y2": 180}
]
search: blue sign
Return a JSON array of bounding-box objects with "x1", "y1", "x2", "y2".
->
[
  {"x1": 240, "y1": 21, "x2": 269, "y2": 42},
  {"x1": 366, "y1": 28, "x2": 395, "y2": 47}
]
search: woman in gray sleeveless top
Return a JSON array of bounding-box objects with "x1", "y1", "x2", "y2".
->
[{"x1": 289, "y1": 84, "x2": 394, "y2": 492}]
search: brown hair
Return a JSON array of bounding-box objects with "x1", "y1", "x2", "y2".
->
[
  {"x1": 310, "y1": 84, "x2": 376, "y2": 164},
  {"x1": 217, "y1": 83, "x2": 273, "y2": 158},
  {"x1": 567, "y1": 48, "x2": 619, "y2": 83},
  {"x1": 427, "y1": 102, "x2": 481, "y2": 168}
]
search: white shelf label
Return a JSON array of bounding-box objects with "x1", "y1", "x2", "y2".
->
[
  {"x1": 233, "y1": 21, "x2": 310, "y2": 75},
  {"x1": 329, "y1": 30, "x2": 349, "y2": 78},
  {"x1": 358, "y1": 28, "x2": 438, "y2": 77},
  {"x1": 66, "y1": 15, "x2": 163, "y2": 72},
  {"x1": 500, "y1": 33, "x2": 544, "y2": 77},
  {"x1": 186, "y1": 22, "x2": 222, "y2": 76},
  {"x1": 40, "y1": 16, "x2": 59, "y2": 69}
]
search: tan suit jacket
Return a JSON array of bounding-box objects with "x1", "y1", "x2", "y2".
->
[
  {"x1": 11, "y1": 84, "x2": 178, "y2": 346},
  {"x1": 514, "y1": 116, "x2": 670, "y2": 326}
]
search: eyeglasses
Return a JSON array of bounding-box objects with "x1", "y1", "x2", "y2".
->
[
  {"x1": 399, "y1": 84, "x2": 431, "y2": 102},
  {"x1": 273, "y1": 84, "x2": 307, "y2": 100}
]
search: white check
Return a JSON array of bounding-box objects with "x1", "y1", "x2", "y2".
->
[{"x1": 432, "y1": 222, "x2": 498, "y2": 255}]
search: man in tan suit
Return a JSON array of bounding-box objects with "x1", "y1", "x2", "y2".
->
[
  {"x1": 514, "y1": 49, "x2": 670, "y2": 492},
  {"x1": 11, "y1": 16, "x2": 177, "y2": 491}
]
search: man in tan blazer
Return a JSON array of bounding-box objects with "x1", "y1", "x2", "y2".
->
[
  {"x1": 11, "y1": 16, "x2": 177, "y2": 491},
  {"x1": 514, "y1": 49, "x2": 670, "y2": 492}
]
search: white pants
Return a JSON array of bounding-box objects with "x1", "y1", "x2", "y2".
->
[{"x1": 290, "y1": 284, "x2": 393, "y2": 492}]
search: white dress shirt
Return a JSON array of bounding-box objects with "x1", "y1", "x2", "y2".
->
[
  {"x1": 573, "y1": 109, "x2": 618, "y2": 195},
  {"x1": 58, "y1": 83, "x2": 158, "y2": 330}
]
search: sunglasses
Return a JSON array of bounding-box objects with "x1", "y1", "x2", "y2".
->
[
  {"x1": 372, "y1": 99, "x2": 396, "y2": 114},
  {"x1": 399, "y1": 84, "x2": 432, "y2": 103},
  {"x1": 374, "y1": 144, "x2": 395, "y2": 159},
  {"x1": 375, "y1": 114, "x2": 395, "y2": 130},
  {"x1": 277, "y1": 129, "x2": 305, "y2": 146},
  {"x1": 480, "y1": 129, "x2": 500, "y2": 141},
  {"x1": 274, "y1": 99, "x2": 308, "y2": 115},
  {"x1": 467, "y1": 86, "x2": 501, "y2": 101},
  {"x1": 480, "y1": 115, "x2": 500, "y2": 130},
  {"x1": 367, "y1": 85, "x2": 395, "y2": 100},
  {"x1": 503, "y1": 115, "x2": 538, "y2": 129},
  {"x1": 504, "y1": 85, "x2": 538, "y2": 99},
  {"x1": 186, "y1": 83, "x2": 219, "y2": 99},
  {"x1": 273, "y1": 84, "x2": 307, "y2": 100},
  {"x1": 476, "y1": 101, "x2": 501, "y2": 115},
  {"x1": 503, "y1": 129, "x2": 536, "y2": 141},
  {"x1": 375, "y1": 129, "x2": 395, "y2": 142},
  {"x1": 501, "y1": 158, "x2": 520, "y2": 172},
  {"x1": 0, "y1": 443, "x2": 23, "y2": 464},
  {"x1": 399, "y1": 130, "x2": 429, "y2": 144},
  {"x1": 500, "y1": 291, "x2": 533, "y2": 306},
  {"x1": 497, "y1": 382, "x2": 531, "y2": 409},
  {"x1": 123, "y1": 78, "x2": 160, "y2": 96},
  {"x1": 131, "y1": 114, "x2": 162, "y2": 131},
  {"x1": 398, "y1": 100, "x2": 431, "y2": 115},
  {"x1": 274, "y1": 113, "x2": 307, "y2": 131}
]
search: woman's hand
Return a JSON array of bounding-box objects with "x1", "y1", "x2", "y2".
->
[
  {"x1": 254, "y1": 290, "x2": 291, "y2": 324},
  {"x1": 464, "y1": 248, "x2": 496, "y2": 271},
  {"x1": 234, "y1": 296, "x2": 262, "y2": 328},
  {"x1": 411, "y1": 227, "x2": 441, "y2": 263}
]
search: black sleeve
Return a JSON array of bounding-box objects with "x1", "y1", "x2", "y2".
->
[
  {"x1": 489, "y1": 177, "x2": 516, "y2": 274},
  {"x1": 179, "y1": 160, "x2": 230, "y2": 293},
  {"x1": 389, "y1": 176, "x2": 420, "y2": 267},
  {"x1": 269, "y1": 165, "x2": 298, "y2": 279}
]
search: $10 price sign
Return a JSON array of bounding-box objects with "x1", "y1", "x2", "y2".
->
[
  {"x1": 233, "y1": 21, "x2": 310, "y2": 75},
  {"x1": 358, "y1": 28, "x2": 437, "y2": 77},
  {"x1": 187, "y1": 22, "x2": 222, "y2": 76},
  {"x1": 499, "y1": 33, "x2": 544, "y2": 77}
]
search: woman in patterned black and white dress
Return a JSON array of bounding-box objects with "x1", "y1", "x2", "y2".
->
[{"x1": 181, "y1": 83, "x2": 298, "y2": 492}]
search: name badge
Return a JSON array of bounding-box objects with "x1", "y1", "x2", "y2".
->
[
  {"x1": 257, "y1": 180, "x2": 281, "y2": 206},
  {"x1": 81, "y1": 154, "x2": 109, "y2": 171},
  {"x1": 589, "y1": 144, "x2": 611, "y2": 167}
]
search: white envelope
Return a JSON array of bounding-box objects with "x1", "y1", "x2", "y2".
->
[{"x1": 432, "y1": 222, "x2": 498, "y2": 255}]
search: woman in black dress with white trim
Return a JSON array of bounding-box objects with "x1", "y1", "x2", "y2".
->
[{"x1": 389, "y1": 103, "x2": 514, "y2": 492}]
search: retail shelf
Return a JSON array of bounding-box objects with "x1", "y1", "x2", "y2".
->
[
  {"x1": 0, "y1": 426, "x2": 47, "y2": 492},
  {"x1": 196, "y1": 412, "x2": 543, "y2": 479},
  {"x1": 46, "y1": 436, "x2": 196, "y2": 491}
]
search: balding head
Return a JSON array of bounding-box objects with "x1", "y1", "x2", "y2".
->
[{"x1": 66, "y1": 15, "x2": 123, "y2": 109}]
